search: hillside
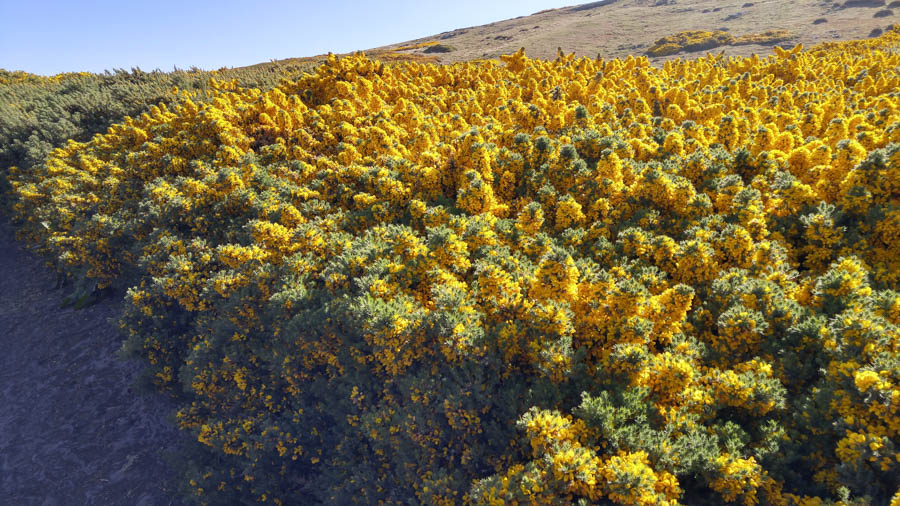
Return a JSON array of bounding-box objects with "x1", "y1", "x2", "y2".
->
[{"x1": 258, "y1": 0, "x2": 898, "y2": 67}]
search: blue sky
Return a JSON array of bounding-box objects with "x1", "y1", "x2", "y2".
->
[{"x1": 1, "y1": 1, "x2": 579, "y2": 75}]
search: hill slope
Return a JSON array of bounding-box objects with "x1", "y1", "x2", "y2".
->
[
  {"x1": 258, "y1": 0, "x2": 896, "y2": 68},
  {"x1": 384, "y1": 0, "x2": 896, "y2": 62}
]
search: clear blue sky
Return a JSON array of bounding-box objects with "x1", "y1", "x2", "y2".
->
[{"x1": 1, "y1": 0, "x2": 579, "y2": 75}]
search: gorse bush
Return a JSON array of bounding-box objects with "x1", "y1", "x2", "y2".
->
[
  {"x1": 646, "y1": 30, "x2": 736, "y2": 56},
  {"x1": 0, "y1": 65, "x2": 310, "y2": 208},
  {"x1": 732, "y1": 29, "x2": 794, "y2": 46},
  {"x1": 646, "y1": 29, "x2": 795, "y2": 57},
  {"x1": 7, "y1": 29, "x2": 900, "y2": 505},
  {"x1": 424, "y1": 44, "x2": 457, "y2": 54}
]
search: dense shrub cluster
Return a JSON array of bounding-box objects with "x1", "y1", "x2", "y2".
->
[
  {"x1": 647, "y1": 29, "x2": 795, "y2": 57},
  {"x1": 7, "y1": 28, "x2": 900, "y2": 505},
  {"x1": 0, "y1": 66, "x2": 310, "y2": 206}
]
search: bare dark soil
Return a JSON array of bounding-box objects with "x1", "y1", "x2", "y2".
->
[{"x1": 0, "y1": 219, "x2": 188, "y2": 505}]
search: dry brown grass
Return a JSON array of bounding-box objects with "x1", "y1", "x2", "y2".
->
[
  {"x1": 246, "y1": 0, "x2": 899, "y2": 69},
  {"x1": 375, "y1": 0, "x2": 899, "y2": 65}
]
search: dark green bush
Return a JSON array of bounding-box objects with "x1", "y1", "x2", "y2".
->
[{"x1": 424, "y1": 44, "x2": 456, "y2": 54}]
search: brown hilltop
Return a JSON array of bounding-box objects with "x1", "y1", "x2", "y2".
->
[{"x1": 247, "y1": 0, "x2": 895, "y2": 70}]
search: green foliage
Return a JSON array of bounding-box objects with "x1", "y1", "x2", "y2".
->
[
  {"x1": 424, "y1": 44, "x2": 456, "y2": 54},
  {"x1": 0, "y1": 65, "x2": 308, "y2": 210}
]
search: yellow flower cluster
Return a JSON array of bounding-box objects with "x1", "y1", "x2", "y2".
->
[
  {"x1": 711, "y1": 454, "x2": 765, "y2": 505},
  {"x1": 647, "y1": 29, "x2": 795, "y2": 57},
  {"x1": 0, "y1": 69, "x2": 93, "y2": 85},
  {"x1": 8, "y1": 27, "x2": 900, "y2": 504}
]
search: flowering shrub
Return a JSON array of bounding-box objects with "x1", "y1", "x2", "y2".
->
[
  {"x1": 646, "y1": 30, "x2": 736, "y2": 56},
  {"x1": 647, "y1": 29, "x2": 796, "y2": 56},
  {"x1": 7, "y1": 28, "x2": 900, "y2": 504},
  {"x1": 733, "y1": 29, "x2": 795, "y2": 46},
  {"x1": 0, "y1": 65, "x2": 310, "y2": 217}
]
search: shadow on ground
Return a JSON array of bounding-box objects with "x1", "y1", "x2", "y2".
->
[{"x1": 0, "y1": 219, "x2": 189, "y2": 505}]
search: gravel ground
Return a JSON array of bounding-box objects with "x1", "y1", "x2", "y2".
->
[{"x1": 0, "y1": 219, "x2": 189, "y2": 505}]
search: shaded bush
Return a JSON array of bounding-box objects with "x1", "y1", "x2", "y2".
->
[
  {"x1": 843, "y1": 0, "x2": 886, "y2": 7},
  {"x1": 424, "y1": 43, "x2": 456, "y2": 53}
]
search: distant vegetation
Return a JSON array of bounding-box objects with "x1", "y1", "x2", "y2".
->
[
  {"x1": 3, "y1": 25, "x2": 900, "y2": 506},
  {"x1": 424, "y1": 43, "x2": 456, "y2": 53},
  {"x1": 646, "y1": 29, "x2": 794, "y2": 56}
]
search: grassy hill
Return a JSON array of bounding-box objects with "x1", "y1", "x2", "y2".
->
[{"x1": 253, "y1": 0, "x2": 897, "y2": 69}]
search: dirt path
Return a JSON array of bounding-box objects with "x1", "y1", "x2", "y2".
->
[{"x1": 0, "y1": 219, "x2": 188, "y2": 505}]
